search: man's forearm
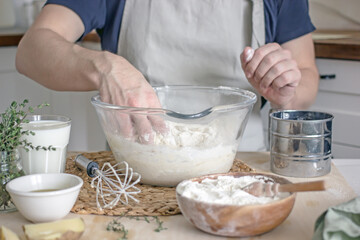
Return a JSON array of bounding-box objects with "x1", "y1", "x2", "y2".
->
[
  {"x1": 278, "y1": 67, "x2": 319, "y2": 110},
  {"x1": 16, "y1": 28, "x2": 101, "y2": 91}
]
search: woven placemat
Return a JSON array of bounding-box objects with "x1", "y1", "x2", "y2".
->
[{"x1": 66, "y1": 151, "x2": 254, "y2": 216}]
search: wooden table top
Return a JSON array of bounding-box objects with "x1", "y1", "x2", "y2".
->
[{"x1": 0, "y1": 151, "x2": 357, "y2": 240}]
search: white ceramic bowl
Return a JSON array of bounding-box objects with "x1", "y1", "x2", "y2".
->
[{"x1": 6, "y1": 173, "x2": 83, "y2": 223}]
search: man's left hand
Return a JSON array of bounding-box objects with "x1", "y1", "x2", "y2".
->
[{"x1": 240, "y1": 44, "x2": 302, "y2": 109}]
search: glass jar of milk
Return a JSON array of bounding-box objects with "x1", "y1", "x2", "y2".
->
[{"x1": 19, "y1": 115, "x2": 71, "y2": 174}]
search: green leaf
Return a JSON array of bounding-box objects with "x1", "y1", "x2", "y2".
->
[
  {"x1": 0, "y1": 99, "x2": 52, "y2": 153},
  {"x1": 10, "y1": 101, "x2": 17, "y2": 108}
]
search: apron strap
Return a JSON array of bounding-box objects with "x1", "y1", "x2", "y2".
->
[{"x1": 251, "y1": 0, "x2": 266, "y2": 48}]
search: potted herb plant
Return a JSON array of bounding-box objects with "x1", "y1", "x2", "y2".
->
[{"x1": 0, "y1": 99, "x2": 53, "y2": 212}]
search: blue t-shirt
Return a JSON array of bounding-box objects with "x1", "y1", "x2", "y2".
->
[{"x1": 46, "y1": 0, "x2": 315, "y2": 53}]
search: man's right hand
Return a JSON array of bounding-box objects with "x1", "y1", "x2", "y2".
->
[
  {"x1": 96, "y1": 52, "x2": 166, "y2": 143},
  {"x1": 16, "y1": 4, "x2": 165, "y2": 144}
]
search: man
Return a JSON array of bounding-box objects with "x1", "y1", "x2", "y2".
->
[{"x1": 16, "y1": 0, "x2": 319, "y2": 151}]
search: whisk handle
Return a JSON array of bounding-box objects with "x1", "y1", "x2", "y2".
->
[{"x1": 75, "y1": 154, "x2": 99, "y2": 178}]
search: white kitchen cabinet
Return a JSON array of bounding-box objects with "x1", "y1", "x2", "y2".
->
[
  {"x1": 0, "y1": 46, "x2": 107, "y2": 151},
  {"x1": 310, "y1": 58, "x2": 360, "y2": 158}
]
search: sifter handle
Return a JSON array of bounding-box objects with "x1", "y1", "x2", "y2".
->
[{"x1": 75, "y1": 154, "x2": 99, "y2": 178}]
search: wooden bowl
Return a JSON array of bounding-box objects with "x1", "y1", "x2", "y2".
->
[{"x1": 176, "y1": 172, "x2": 296, "y2": 237}]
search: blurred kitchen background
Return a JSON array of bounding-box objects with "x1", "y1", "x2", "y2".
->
[{"x1": 1, "y1": 0, "x2": 360, "y2": 158}]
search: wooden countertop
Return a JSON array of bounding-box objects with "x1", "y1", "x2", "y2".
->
[
  {"x1": 0, "y1": 29, "x2": 100, "y2": 47},
  {"x1": 313, "y1": 30, "x2": 360, "y2": 61},
  {"x1": 1, "y1": 29, "x2": 359, "y2": 60},
  {"x1": 0, "y1": 34, "x2": 23, "y2": 47},
  {"x1": 0, "y1": 152, "x2": 357, "y2": 240}
]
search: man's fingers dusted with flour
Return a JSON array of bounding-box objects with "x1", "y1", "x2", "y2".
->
[
  {"x1": 240, "y1": 34, "x2": 318, "y2": 111},
  {"x1": 98, "y1": 52, "x2": 166, "y2": 144},
  {"x1": 240, "y1": 44, "x2": 302, "y2": 109}
]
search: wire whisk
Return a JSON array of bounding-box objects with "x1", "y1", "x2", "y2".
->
[{"x1": 75, "y1": 154, "x2": 141, "y2": 210}]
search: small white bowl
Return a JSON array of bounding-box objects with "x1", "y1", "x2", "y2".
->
[{"x1": 6, "y1": 173, "x2": 83, "y2": 223}]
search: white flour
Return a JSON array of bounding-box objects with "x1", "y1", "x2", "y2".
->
[
  {"x1": 153, "y1": 121, "x2": 219, "y2": 147},
  {"x1": 106, "y1": 120, "x2": 238, "y2": 186},
  {"x1": 177, "y1": 175, "x2": 288, "y2": 205}
]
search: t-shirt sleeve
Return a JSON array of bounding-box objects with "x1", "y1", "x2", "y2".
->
[
  {"x1": 45, "y1": 0, "x2": 106, "y2": 40},
  {"x1": 265, "y1": 0, "x2": 315, "y2": 44}
]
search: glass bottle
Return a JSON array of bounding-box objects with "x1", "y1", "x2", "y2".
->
[{"x1": 0, "y1": 149, "x2": 25, "y2": 212}]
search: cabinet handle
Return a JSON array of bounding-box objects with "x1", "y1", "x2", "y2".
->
[{"x1": 320, "y1": 74, "x2": 336, "y2": 80}]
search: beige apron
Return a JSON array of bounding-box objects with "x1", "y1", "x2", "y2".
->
[{"x1": 117, "y1": 0, "x2": 266, "y2": 151}]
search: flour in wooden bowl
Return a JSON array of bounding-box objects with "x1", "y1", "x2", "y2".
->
[
  {"x1": 176, "y1": 173, "x2": 296, "y2": 237},
  {"x1": 177, "y1": 175, "x2": 290, "y2": 205}
]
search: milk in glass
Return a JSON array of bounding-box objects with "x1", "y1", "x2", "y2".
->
[{"x1": 19, "y1": 115, "x2": 71, "y2": 174}]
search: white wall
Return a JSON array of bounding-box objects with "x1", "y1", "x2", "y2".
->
[
  {"x1": 0, "y1": 46, "x2": 107, "y2": 152},
  {"x1": 309, "y1": 0, "x2": 360, "y2": 30},
  {"x1": 0, "y1": 0, "x2": 45, "y2": 29}
]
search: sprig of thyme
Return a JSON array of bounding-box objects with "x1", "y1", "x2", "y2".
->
[
  {"x1": 0, "y1": 99, "x2": 55, "y2": 152},
  {"x1": 107, "y1": 219, "x2": 128, "y2": 240},
  {"x1": 131, "y1": 216, "x2": 167, "y2": 232},
  {"x1": 106, "y1": 216, "x2": 167, "y2": 240},
  {"x1": 149, "y1": 216, "x2": 167, "y2": 232},
  {"x1": 1, "y1": 99, "x2": 55, "y2": 210}
]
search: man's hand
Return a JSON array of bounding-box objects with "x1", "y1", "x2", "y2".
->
[
  {"x1": 96, "y1": 52, "x2": 166, "y2": 143},
  {"x1": 240, "y1": 44, "x2": 301, "y2": 109},
  {"x1": 16, "y1": 4, "x2": 166, "y2": 144},
  {"x1": 240, "y1": 34, "x2": 319, "y2": 110}
]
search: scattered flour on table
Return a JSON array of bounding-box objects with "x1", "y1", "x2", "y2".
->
[
  {"x1": 177, "y1": 175, "x2": 288, "y2": 205},
  {"x1": 106, "y1": 120, "x2": 238, "y2": 186}
]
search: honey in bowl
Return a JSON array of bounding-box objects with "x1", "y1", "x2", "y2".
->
[{"x1": 31, "y1": 189, "x2": 61, "y2": 192}]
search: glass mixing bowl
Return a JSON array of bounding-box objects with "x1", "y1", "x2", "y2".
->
[{"x1": 91, "y1": 85, "x2": 257, "y2": 186}]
